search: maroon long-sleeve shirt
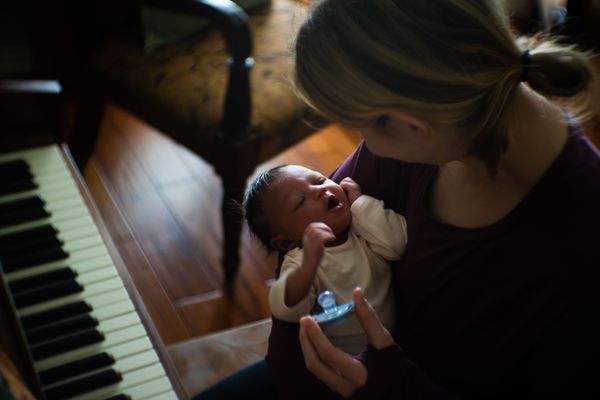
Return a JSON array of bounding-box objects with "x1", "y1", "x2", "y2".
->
[{"x1": 266, "y1": 119, "x2": 600, "y2": 399}]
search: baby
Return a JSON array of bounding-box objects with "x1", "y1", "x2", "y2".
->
[{"x1": 243, "y1": 165, "x2": 407, "y2": 354}]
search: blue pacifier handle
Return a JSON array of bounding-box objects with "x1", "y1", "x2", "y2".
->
[{"x1": 312, "y1": 290, "x2": 355, "y2": 324}]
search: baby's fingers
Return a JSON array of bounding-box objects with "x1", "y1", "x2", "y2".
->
[{"x1": 340, "y1": 177, "x2": 357, "y2": 189}]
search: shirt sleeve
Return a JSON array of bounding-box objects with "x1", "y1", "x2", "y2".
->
[
  {"x1": 267, "y1": 320, "x2": 454, "y2": 400},
  {"x1": 269, "y1": 255, "x2": 317, "y2": 322},
  {"x1": 351, "y1": 195, "x2": 408, "y2": 260}
]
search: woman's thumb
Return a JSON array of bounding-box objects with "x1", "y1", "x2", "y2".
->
[{"x1": 353, "y1": 287, "x2": 395, "y2": 350}]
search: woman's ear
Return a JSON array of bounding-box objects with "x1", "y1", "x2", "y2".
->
[
  {"x1": 270, "y1": 234, "x2": 295, "y2": 253},
  {"x1": 390, "y1": 111, "x2": 431, "y2": 140}
]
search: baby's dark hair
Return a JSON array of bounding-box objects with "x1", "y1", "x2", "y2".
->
[{"x1": 243, "y1": 165, "x2": 288, "y2": 251}]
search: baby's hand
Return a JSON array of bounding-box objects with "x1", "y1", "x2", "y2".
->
[
  {"x1": 340, "y1": 177, "x2": 362, "y2": 206},
  {"x1": 302, "y1": 222, "x2": 335, "y2": 269}
]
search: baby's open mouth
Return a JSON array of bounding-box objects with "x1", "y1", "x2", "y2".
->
[{"x1": 327, "y1": 197, "x2": 340, "y2": 210}]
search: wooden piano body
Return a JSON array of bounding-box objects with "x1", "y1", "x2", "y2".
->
[{"x1": 0, "y1": 98, "x2": 186, "y2": 399}]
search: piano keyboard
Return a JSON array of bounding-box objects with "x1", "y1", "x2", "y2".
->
[{"x1": 0, "y1": 145, "x2": 178, "y2": 400}]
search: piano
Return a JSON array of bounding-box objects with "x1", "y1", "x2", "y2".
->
[{"x1": 0, "y1": 143, "x2": 185, "y2": 399}]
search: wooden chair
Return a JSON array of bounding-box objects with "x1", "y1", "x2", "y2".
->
[{"x1": 1, "y1": 0, "x2": 319, "y2": 289}]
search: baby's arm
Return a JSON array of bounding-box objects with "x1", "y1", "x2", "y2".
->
[
  {"x1": 353, "y1": 197, "x2": 407, "y2": 260},
  {"x1": 284, "y1": 222, "x2": 334, "y2": 307},
  {"x1": 342, "y1": 177, "x2": 407, "y2": 260}
]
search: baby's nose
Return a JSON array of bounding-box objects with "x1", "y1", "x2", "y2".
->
[{"x1": 314, "y1": 186, "x2": 327, "y2": 198}]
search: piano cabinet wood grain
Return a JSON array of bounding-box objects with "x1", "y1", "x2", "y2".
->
[{"x1": 62, "y1": 144, "x2": 187, "y2": 399}]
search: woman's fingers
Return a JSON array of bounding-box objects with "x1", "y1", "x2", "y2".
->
[
  {"x1": 300, "y1": 316, "x2": 367, "y2": 398},
  {"x1": 298, "y1": 289, "x2": 394, "y2": 397},
  {"x1": 353, "y1": 287, "x2": 395, "y2": 350}
]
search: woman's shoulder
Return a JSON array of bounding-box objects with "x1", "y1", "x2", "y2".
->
[
  {"x1": 541, "y1": 118, "x2": 600, "y2": 226},
  {"x1": 558, "y1": 118, "x2": 600, "y2": 187}
]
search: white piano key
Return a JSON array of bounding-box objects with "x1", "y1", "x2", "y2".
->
[
  {"x1": 144, "y1": 388, "x2": 180, "y2": 400},
  {"x1": 98, "y1": 312, "x2": 141, "y2": 334},
  {"x1": 69, "y1": 363, "x2": 168, "y2": 400},
  {"x1": 40, "y1": 345, "x2": 159, "y2": 393},
  {"x1": 0, "y1": 146, "x2": 57, "y2": 165},
  {"x1": 76, "y1": 265, "x2": 119, "y2": 286},
  {"x1": 7, "y1": 251, "x2": 113, "y2": 281},
  {"x1": 51, "y1": 213, "x2": 97, "y2": 233},
  {"x1": 56, "y1": 224, "x2": 102, "y2": 243},
  {"x1": 92, "y1": 299, "x2": 136, "y2": 321},
  {"x1": 0, "y1": 181, "x2": 76, "y2": 205},
  {"x1": 1, "y1": 145, "x2": 176, "y2": 398},
  {"x1": 28, "y1": 312, "x2": 142, "y2": 373},
  {"x1": 0, "y1": 169, "x2": 82, "y2": 204},
  {"x1": 117, "y1": 376, "x2": 176, "y2": 400},
  {"x1": 18, "y1": 276, "x2": 125, "y2": 316},
  {"x1": 103, "y1": 336, "x2": 155, "y2": 362},
  {"x1": 85, "y1": 287, "x2": 132, "y2": 310},
  {"x1": 61, "y1": 232, "x2": 104, "y2": 253},
  {"x1": 0, "y1": 206, "x2": 90, "y2": 236},
  {"x1": 43, "y1": 195, "x2": 83, "y2": 213},
  {"x1": 35, "y1": 323, "x2": 150, "y2": 371},
  {"x1": 115, "y1": 349, "x2": 160, "y2": 373},
  {"x1": 35, "y1": 335, "x2": 155, "y2": 379}
]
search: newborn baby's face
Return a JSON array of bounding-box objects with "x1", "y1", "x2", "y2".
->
[{"x1": 265, "y1": 165, "x2": 352, "y2": 244}]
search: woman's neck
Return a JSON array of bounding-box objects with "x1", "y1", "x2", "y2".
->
[{"x1": 430, "y1": 86, "x2": 568, "y2": 228}]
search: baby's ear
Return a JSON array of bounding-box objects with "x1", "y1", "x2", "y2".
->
[{"x1": 270, "y1": 235, "x2": 294, "y2": 253}]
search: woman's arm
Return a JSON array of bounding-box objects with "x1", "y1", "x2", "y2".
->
[
  {"x1": 300, "y1": 288, "x2": 453, "y2": 399},
  {"x1": 268, "y1": 288, "x2": 453, "y2": 399},
  {"x1": 350, "y1": 195, "x2": 408, "y2": 260}
]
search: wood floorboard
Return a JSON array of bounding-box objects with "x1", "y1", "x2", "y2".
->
[{"x1": 84, "y1": 102, "x2": 361, "y2": 345}]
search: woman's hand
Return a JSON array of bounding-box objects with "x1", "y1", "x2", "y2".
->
[{"x1": 299, "y1": 287, "x2": 395, "y2": 398}]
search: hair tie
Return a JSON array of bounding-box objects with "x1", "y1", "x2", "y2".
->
[{"x1": 520, "y1": 50, "x2": 531, "y2": 82}]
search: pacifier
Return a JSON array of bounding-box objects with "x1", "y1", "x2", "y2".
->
[{"x1": 312, "y1": 290, "x2": 355, "y2": 324}]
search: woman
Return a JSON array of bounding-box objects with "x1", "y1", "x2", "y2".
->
[{"x1": 266, "y1": 0, "x2": 600, "y2": 399}]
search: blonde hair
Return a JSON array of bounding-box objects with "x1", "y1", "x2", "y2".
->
[{"x1": 293, "y1": 0, "x2": 594, "y2": 172}]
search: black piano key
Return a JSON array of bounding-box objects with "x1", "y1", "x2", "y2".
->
[
  {"x1": 31, "y1": 328, "x2": 104, "y2": 361},
  {"x1": 102, "y1": 395, "x2": 131, "y2": 400},
  {"x1": 0, "y1": 245, "x2": 69, "y2": 273},
  {"x1": 0, "y1": 236, "x2": 63, "y2": 259},
  {"x1": 13, "y1": 278, "x2": 83, "y2": 308},
  {"x1": 38, "y1": 352, "x2": 115, "y2": 387},
  {"x1": 0, "y1": 160, "x2": 37, "y2": 196},
  {"x1": 0, "y1": 159, "x2": 30, "y2": 178},
  {"x1": 0, "y1": 224, "x2": 58, "y2": 253},
  {"x1": 44, "y1": 369, "x2": 122, "y2": 400},
  {"x1": 8, "y1": 267, "x2": 77, "y2": 294},
  {"x1": 0, "y1": 224, "x2": 56, "y2": 245},
  {"x1": 20, "y1": 301, "x2": 92, "y2": 330},
  {"x1": 0, "y1": 196, "x2": 48, "y2": 228},
  {"x1": 0, "y1": 159, "x2": 29, "y2": 176},
  {"x1": 0, "y1": 177, "x2": 37, "y2": 197},
  {"x1": 26, "y1": 314, "x2": 98, "y2": 345},
  {"x1": 0, "y1": 235, "x2": 64, "y2": 265}
]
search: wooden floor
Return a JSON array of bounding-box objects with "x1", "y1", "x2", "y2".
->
[{"x1": 84, "y1": 103, "x2": 360, "y2": 345}]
